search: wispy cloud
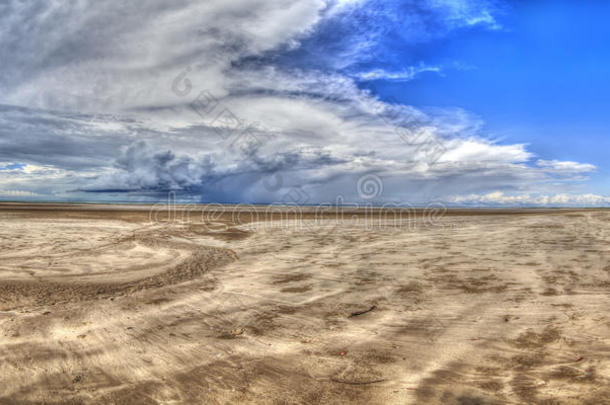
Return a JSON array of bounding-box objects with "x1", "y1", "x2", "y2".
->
[
  {"x1": 433, "y1": 0, "x2": 503, "y2": 30},
  {"x1": 536, "y1": 159, "x2": 596, "y2": 174},
  {"x1": 354, "y1": 65, "x2": 442, "y2": 81}
]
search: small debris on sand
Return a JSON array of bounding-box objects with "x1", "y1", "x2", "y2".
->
[{"x1": 349, "y1": 305, "x2": 377, "y2": 318}]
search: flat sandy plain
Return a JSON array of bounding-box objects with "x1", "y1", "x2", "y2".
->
[{"x1": 0, "y1": 203, "x2": 608, "y2": 405}]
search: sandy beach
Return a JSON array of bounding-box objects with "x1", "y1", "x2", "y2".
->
[{"x1": 0, "y1": 204, "x2": 608, "y2": 404}]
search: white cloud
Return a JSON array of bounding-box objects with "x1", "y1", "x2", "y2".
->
[
  {"x1": 0, "y1": 0, "x2": 328, "y2": 113},
  {"x1": 354, "y1": 65, "x2": 442, "y2": 81},
  {"x1": 0, "y1": 190, "x2": 40, "y2": 198},
  {"x1": 451, "y1": 192, "x2": 610, "y2": 207},
  {"x1": 536, "y1": 159, "x2": 596, "y2": 173},
  {"x1": 439, "y1": 138, "x2": 532, "y2": 163}
]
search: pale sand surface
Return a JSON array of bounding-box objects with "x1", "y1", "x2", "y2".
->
[{"x1": 0, "y1": 205, "x2": 608, "y2": 404}]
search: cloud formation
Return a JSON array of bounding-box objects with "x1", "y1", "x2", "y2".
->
[
  {"x1": 0, "y1": 0, "x2": 606, "y2": 206},
  {"x1": 451, "y1": 192, "x2": 610, "y2": 207}
]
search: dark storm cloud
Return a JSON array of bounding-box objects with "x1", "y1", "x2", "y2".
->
[{"x1": 0, "y1": 105, "x2": 124, "y2": 169}]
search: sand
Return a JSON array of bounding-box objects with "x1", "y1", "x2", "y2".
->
[{"x1": 0, "y1": 204, "x2": 608, "y2": 404}]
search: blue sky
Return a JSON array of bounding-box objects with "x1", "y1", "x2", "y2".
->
[
  {"x1": 365, "y1": 0, "x2": 610, "y2": 191},
  {"x1": 0, "y1": 0, "x2": 608, "y2": 206}
]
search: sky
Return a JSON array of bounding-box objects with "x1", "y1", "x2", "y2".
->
[{"x1": 0, "y1": 0, "x2": 609, "y2": 206}]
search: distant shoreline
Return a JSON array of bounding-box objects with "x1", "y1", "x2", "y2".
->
[{"x1": 0, "y1": 201, "x2": 606, "y2": 215}]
